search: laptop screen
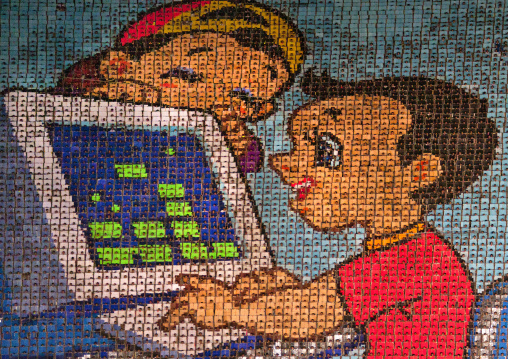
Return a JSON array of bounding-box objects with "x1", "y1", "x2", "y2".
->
[{"x1": 48, "y1": 124, "x2": 242, "y2": 269}]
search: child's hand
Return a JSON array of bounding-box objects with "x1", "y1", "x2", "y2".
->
[
  {"x1": 215, "y1": 98, "x2": 254, "y2": 155},
  {"x1": 158, "y1": 271, "x2": 293, "y2": 331},
  {"x1": 158, "y1": 275, "x2": 236, "y2": 331},
  {"x1": 160, "y1": 272, "x2": 345, "y2": 340}
]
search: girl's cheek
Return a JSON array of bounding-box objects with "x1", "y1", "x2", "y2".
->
[
  {"x1": 162, "y1": 83, "x2": 179, "y2": 89},
  {"x1": 108, "y1": 59, "x2": 133, "y2": 76},
  {"x1": 117, "y1": 61, "x2": 130, "y2": 75}
]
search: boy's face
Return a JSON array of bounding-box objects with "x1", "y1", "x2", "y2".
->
[
  {"x1": 270, "y1": 96, "x2": 443, "y2": 238},
  {"x1": 89, "y1": 32, "x2": 289, "y2": 119}
]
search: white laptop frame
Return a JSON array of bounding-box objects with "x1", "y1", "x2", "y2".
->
[{"x1": 4, "y1": 91, "x2": 271, "y2": 301}]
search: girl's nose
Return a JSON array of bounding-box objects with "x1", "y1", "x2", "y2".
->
[
  {"x1": 269, "y1": 154, "x2": 289, "y2": 172},
  {"x1": 270, "y1": 154, "x2": 303, "y2": 179}
]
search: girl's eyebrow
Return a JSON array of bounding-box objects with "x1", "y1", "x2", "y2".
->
[{"x1": 187, "y1": 46, "x2": 214, "y2": 56}]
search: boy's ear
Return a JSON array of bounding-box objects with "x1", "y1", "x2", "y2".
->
[{"x1": 403, "y1": 153, "x2": 443, "y2": 191}]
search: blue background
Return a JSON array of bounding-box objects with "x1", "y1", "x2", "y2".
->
[{"x1": 2, "y1": 0, "x2": 508, "y2": 357}]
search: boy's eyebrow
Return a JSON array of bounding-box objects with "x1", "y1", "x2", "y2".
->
[{"x1": 187, "y1": 46, "x2": 214, "y2": 57}]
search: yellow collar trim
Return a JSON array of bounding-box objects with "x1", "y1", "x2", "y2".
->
[{"x1": 367, "y1": 223, "x2": 425, "y2": 250}]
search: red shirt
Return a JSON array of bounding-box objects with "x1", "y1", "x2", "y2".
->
[{"x1": 337, "y1": 231, "x2": 474, "y2": 358}]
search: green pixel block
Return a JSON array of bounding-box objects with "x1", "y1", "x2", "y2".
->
[
  {"x1": 96, "y1": 247, "x2": 138, "y2": 265},
  {"x1": 91, "y1": 193, "x2": 101, "y2": 202},
  {"x1": 210, "y1": 243, "x2": 240, "y2": 258},
  {"x1": 158, "y1": 184, "x2": 185, "y2": 198},
  {"x1": 179, "y1": 242, "x2": 239, "y2": 260},
  {"x1": 111, "y1": 204, "x2": 121, "y2": 213},
  {"x1": 166, "y1": 202, "x2": 193, "y2": 216},
  {"x1": 171, "y1": 221, "x2": 200, "y2": 238},
  {"x1": 180, "y1": 243, "x2": 209, "y2": 260},
  {"x1": 132, "y1": 221, "x2": 166, "y2": 239},
  {"x1": 115, "y1": 164, "x2": 148, "y2": 178},
  {"x1": 165, "y1": 147, "x2": 176, "y2": 156},
  {"x1": 138, "y1": 245, "x2": 172, "y2": 262},
  {"x1": 88, "y1": 222, "x2": 122, "y2": 239},
  {"x1": 95, "y1": 245, "x2": 173, "y2": 265}
]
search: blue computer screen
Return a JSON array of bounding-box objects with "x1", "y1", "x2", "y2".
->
[{"x1": 48, "y1": 125, "x2": 242, "y2": 269}]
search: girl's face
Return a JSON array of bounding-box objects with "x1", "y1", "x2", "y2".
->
[
  {"x1": 89, "y1": 32, "x2": 289, "y2": 119},
  {"x1": 270, "y1": 96, "x2": 442, "y2": 239}
]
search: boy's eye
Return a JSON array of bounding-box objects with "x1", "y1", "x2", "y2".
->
[{"x1": 315, "y1": 132, "x2": 343, "y2": 169}]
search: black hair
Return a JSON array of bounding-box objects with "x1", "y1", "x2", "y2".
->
[{"x1": 301, "y1": 69, "x2": 498, "y2": 212}]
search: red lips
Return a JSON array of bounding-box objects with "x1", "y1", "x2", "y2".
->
[{"x1": 291, "y1": 177, "x2": 316, "y2": 200}]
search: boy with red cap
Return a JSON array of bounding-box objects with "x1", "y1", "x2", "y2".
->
[{"x1": 57, "y1": 0, "x2": 306, "y2": 174}]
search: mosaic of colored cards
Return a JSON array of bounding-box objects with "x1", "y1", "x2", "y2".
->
[{"x1": 2, "y1": 0, "x2": 508, "y2": 358}]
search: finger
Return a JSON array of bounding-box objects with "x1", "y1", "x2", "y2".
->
[
  {"x1": 174, "y1": 274, "x2": 204, "y2": 288},
  {"x1": 219, "y1": 114, "x2": 242, "y2": 132},
  {"x1": 194, "y1": 277, "x2": 227, "y2": 293},
  {"x1": 226, "y1": 96, "x2": 244, "y2": 110},
  {"x1": 159, "y1": 302, "x2": 193, "y2": 331},
  {"x1": 172, "y1": 277, "x2": 227, "y2": 307},
  {"x1": 263, "y1": 271, "x2": 299, "y2": 290},
  {"x1": 159, "y1": 292, "x2": 198, "y2": 331},
  {"x1": 175, "y1": 274, "x2": 219, "y2": 289},
  {"x1": 221, "y1": 96, "x2": 251, "y2": 119},
  {"x1": 233, "y1": 277, "x2": 256, "y2": 298}
]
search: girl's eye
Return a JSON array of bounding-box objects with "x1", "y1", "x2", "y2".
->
[
  {"x1": 160, "y1": 66, "x2": 203, "y2": 83},
  {"x1": 315, "y1": 132, "x2": 343, "y2": 169}
]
